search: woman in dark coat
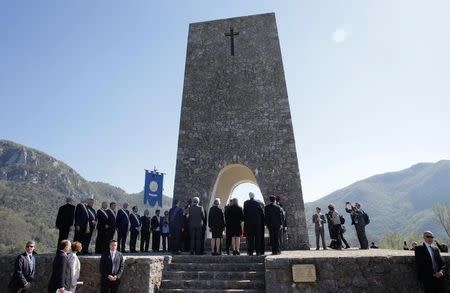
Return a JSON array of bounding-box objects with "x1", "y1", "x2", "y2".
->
[
  {"x1": 227, "y1": 198, "x2": 244, "y2": 255},
  {"x1": 208, "y1": 198, "x2": 225, "y2": 255}
]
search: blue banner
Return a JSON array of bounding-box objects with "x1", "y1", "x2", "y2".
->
[{"x1": 144, "y1": 170, "x2": 163, "y2": 207}]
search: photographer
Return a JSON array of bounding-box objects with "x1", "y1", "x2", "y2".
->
[{"x1": 345, "y1": 202, "x2": 369, "y2": 249}]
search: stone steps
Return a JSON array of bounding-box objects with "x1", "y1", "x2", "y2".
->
[
  {"x1": 161, "y1": 279, "x2": 264, "y2": 290},
  {"x1": 170, "y1": 255, "x2": 265, "y2": 263},
  {"x1": 167, "y1": 262, "x2": 265, "y2": 271},
  {"x1": 158, "y1": 289, "x2": 264, "y2": 293},
  {"x1": 159, "y1": 255, "x2": 266, "y2": 292},
  {"x1": 163, "y1": 270, "x2": 264, "y2": 280}
]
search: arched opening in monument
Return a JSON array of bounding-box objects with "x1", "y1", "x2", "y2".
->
[
  {"x1": 208, "y1": 164, "x2": 268, "y2": 241},
  {"x1": 209, "y1": 164, "x2": 261, "y2": 209},
  {"x1": 230, "y1": 182, "x2": 265, "y2": 206}
]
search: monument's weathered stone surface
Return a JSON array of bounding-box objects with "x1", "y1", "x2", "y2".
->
[
  {"x1": 173, "y1": 13, "x2": 309, "y2": 250},
  {"x1": 265, "y1": 249, "x2": 450, "y2": 293},
  {"x1": 0, "y1": 254, "x2": 165, "y2": 293}
]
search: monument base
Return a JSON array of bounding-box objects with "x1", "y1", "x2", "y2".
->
[{"x1": 1, "y1": 250, "x2": 448, "y2": 292}]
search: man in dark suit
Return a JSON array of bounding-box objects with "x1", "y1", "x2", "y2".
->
[
  {"x1": 188, "y1": 197, "x2": 206, "y2": 255},
  {"x1": 244, "y1": 192, "x2": 265, "y2": 256},
  {"x1": 74, "y1": 198, "x2": 90, "y2": 247},
  {"x1": 84, "y1": 197, "x2": 97, "y2": 254},
  {"x1": 96, "y1": 201, "x2": 110, "y2": 254},
  {"x1": 415, "y1": 231, "x2": 446, "y2": 293},
  {"x1": 106, "y1": 202, "x2": 117, "y2": 248},
  {"x1": 264, "y1": 195, "x2": 284, "y2": 255},
  {"x1": 48, "y1": 240, "x2": 72, "y2": 293},
  {"x1": 169, "y1": 200, "x2": 184, "y2": 254},
  {"x1": 140, "y1": 209, "x2": 151, "y2": 252},
  {"x1": 129, "y1": 206, "x2": 141, "y2": 253},
  {"x1": 100, "y1": 240, "x2": 124, "y2": 293},
  {"x1": 151, "y1": 209, "x2": 163, "y2": 252},
  {"x1": 116, "y1": 203, "x2": 130, "y2": 253},
  {"x1": 55, "y1": 197, "x2": 75, "y2": 248},
  {"x1": 8, "y1": 241, "x2": 36, "y2": 293}
]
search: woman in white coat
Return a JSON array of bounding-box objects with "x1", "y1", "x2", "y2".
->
[{"x1": 67, "y1": 241, "x2": 82, "y2": 292}]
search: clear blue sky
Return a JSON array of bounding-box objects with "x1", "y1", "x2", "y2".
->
[{"x1": 1, "y1": 0, "x2": 449, "y2": 202}]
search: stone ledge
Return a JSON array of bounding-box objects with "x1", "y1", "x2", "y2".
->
[
  {"x1": 0, "y1": 254, "x2": 166, "y2": 293},
  {"x1": 265, "y1": 249, "x2": 450, "y2": 293}
]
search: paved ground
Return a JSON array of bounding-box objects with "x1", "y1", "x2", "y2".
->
[{"x1": 77, "y1": 248, "x2": 449, "y2": 259}]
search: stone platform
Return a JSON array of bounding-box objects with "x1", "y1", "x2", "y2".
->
[{"x1": 0, "y1": 249, "x2": 448, "y2": 292}]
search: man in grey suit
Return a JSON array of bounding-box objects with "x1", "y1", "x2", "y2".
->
[
  {"x1": 100, "y1": 240, "x2": 124, "y2": 293},
  {"x1": 188, "y1": 197, "x2": 206, "y2": 255},
  {"x1": 312, "y1": 207, "x2": 327, "y2": 250}
]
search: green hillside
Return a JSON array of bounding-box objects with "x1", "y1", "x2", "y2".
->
[
  {"x1": 0, "y1": 140, "x2": 171, "y2": 254},
  {"x1": 305, "y1": 160, "x2": 450, "y2": 246}
]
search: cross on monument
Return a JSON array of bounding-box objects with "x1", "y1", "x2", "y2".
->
[{"x1": 224, "y1": 27, "x2": 239, "y2": 56}]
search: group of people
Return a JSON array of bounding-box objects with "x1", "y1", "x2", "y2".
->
[
  {"x1": 313, "y1": 201, "x2": 370, "y2": 250},
  {"x1": 56, "y1": 197, "x2": 173, "y2": 255},
  {"x1": 10, "y1": 238, "x2": 125, "y2": 293},
  {"x1": 55, "y1": 192, "x2": 287, "y2": 257},
  {"x1": 188, "y1": 192, "x2": 286, "y2": 256}
]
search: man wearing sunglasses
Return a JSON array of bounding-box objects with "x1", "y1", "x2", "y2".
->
[
  {"x1": 8, "y1": 241, "x2": 36, "y2": 293},
  {"x1": 415, "y1": 231, "x2": 446, "y2": 293}
]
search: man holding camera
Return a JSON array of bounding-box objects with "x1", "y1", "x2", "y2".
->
[{"x1": 345, "y1": 202, "x2": 369, "y2": 249}]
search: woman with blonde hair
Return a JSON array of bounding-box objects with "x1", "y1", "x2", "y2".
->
[{"x1": 67, "y1": 241, "x2": 82, "y2": 292}]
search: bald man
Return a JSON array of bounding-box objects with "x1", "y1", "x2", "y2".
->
[{"x1": 415, "y1": 231, "x2": 445, "y2": 293}]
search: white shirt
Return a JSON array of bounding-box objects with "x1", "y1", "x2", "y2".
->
[
  {"x1": 425, "y1": 243, "x2": 438, "y2": 272},
  {"x1": 110, "y1": 250, "x2": 117, "y2": 274}
]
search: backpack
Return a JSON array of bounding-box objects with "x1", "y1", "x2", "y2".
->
[
  {"x1": 339, "y1": 215, "x2": 346, "y2": 225},
  {"x1": 363, "y1": 212, "x2": 370, "y2": 225}
]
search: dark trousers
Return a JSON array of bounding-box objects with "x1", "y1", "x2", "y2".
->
[
  {"x1": 246, "y1": 223, "x2": 262, "y2": 255},
  {"x1": 268, "y1": 226, "x2": 281, "y2": 254},
  {"x1": 101, "y1": 280, "x2": 120, "y2": 293},
  {"x1": 96, "y1": 229, "x2": 108, "y2": 254},
  {"x1": 200, "y1": 226, "x2": 206, "y2": 253},
  {"x1": 315, "y1": 226, "x2": 326, "y2": 249},
  {"x1": 170, "y1": 228, "x2": 182, "y2": 253},
  {"x1": 225, "y1": 228, "x2": 232, "y2": 254},
  {"x1": 190, "y1": 227, "x2": 202, "y2": 254},
  {"x1": 74, "y1": 228, "x2": 84, "y2": 243},
  {"x1": 57, "y1": 228, "x2": 70, "y2": 246},
  {"x1": 106, "y1": 228, "x2": 115, "y2": 251},
  {"x1": 340, "y1": 230, "x2": 350, "y2": 248},
  {"x1": 355, "y1": 224, "x2": 368, "y2": 249},
  {"x1": 130, "y1": 230, "x2": 139, "y2": 252},
  {"x1": 331, "y1": 225, "x2": 342, "y2": 249},
  {"x1": 83, "y1": 231, "x2": 93, "y2": 253},
  {"x1": 74, "y1": 228, "x2": 90, "y2": 254},
  {"x1": 162, "y1": 233, "x2": 169, "y2": 251},
  {"x1": 117, "y1": 228, "x2": 128, "y2": 252},
  {"x1": 152, "y1": 231, "x2": 161, "y2": 251},
  {"x1": 140, "y1": 231, "x2": 150, "y2": 252},
  {"x1": 422, "y1": 278, "x2": 445, "y2": 293}
]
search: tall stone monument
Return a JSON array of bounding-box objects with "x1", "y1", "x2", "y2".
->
[{"x1": 173, "y1": 13, "x2": 309, "y2": 249}]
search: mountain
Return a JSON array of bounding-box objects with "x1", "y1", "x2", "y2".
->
[
  {"x1": 0, "y1": 140, "x2": 172, "y2": 255},
  {"x1": 305, "y1": 160, "x2": 450, "y2": 246}
]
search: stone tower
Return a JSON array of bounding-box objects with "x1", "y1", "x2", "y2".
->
[{"x1": 173, "y1": 13, "x2": 309, "y2": 249}]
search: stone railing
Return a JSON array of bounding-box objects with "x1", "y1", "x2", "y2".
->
[
  {"x1": 0, "y1": 254, "x2": 165, "y2": 293},
  {"x1": 265, "y1": 249, "x2": 450, "y2": 293}
]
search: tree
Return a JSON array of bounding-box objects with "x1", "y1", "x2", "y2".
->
[{"x1": 432, "y1": 203, "x2": 450, "y2": 239}]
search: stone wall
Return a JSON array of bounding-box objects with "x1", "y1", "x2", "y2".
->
[
  {"x1": 0, "y1": 254, "x2": 165, "y2": 293},
  {"x1": 265, "y1": 250, "x2": 450, "y2": 293}
]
